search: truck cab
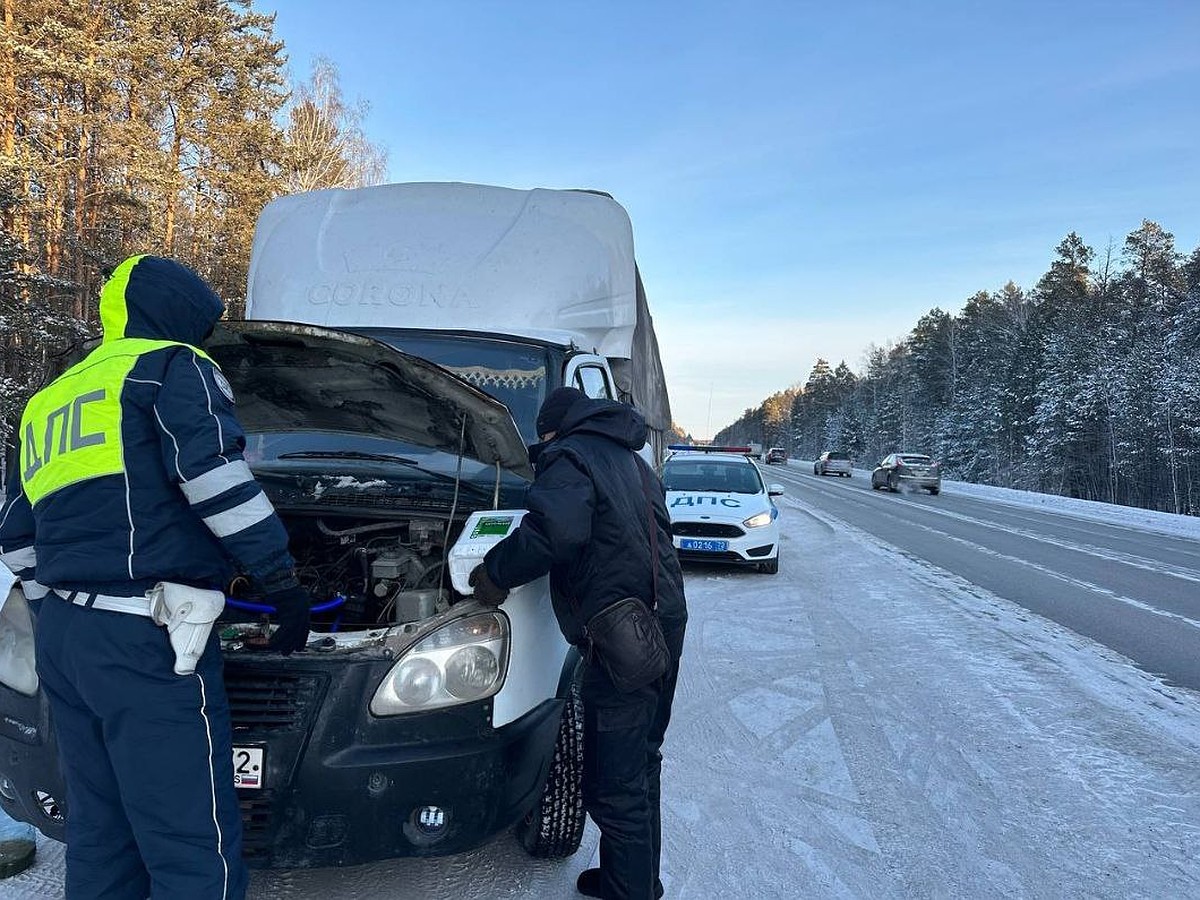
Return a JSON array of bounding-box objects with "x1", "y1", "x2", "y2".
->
[{"x1": 244, "y1": 182, "x2": 672, "y2": 460}]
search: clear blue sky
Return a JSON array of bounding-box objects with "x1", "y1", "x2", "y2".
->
[{"x1": 264, "y1": 0, "x2": 1200, "y2": 438}]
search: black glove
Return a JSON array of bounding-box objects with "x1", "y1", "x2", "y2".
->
[
  {"x1": 469, "y1": 565, "x2": 509, "y2": 606},
  {"x1": 266, "y1": 585, "x2": 312, "y2": 654}
]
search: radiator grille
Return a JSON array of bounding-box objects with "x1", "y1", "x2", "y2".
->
[
  {"x1": 226, "y1": 671, "x2": 324, "y2": 733},
  {"x1": 238, "y1": 793, "x2": 275, "y2": 862},
  {"x1": 671, "y1": 522, "x2": 744, "y2": 538}
]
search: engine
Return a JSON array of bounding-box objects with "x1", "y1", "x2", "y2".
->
[{"x1": 279, "y1": 514, "x2": 452, "y2": 627}]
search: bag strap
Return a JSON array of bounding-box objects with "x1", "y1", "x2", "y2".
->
[{"x1": 636, "y1": 457, "x2": 660, "y2": 610}]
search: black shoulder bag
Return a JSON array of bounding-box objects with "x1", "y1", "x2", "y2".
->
[{"x1": 582, "y1": 458, "x2": 671, "y2": 693}]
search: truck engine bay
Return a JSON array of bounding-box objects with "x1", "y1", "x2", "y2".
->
[{"x1": 220, "y1": 511, "x2": 466, "y2": 650}]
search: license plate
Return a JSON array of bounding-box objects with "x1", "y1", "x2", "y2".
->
[
  {"x1": 233, "y1": 747, "x2": 265, "y2": 790},
  {"x1": 680, "y1": 539, "x2": 729, "y2": 552}
]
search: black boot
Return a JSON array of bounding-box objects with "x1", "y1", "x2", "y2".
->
[{"x1": 576, "y1": 867, "x2": 664, "y2": 899}]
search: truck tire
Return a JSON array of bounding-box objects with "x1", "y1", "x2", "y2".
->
[{"x1": 516, "y1": 676, "x2": 585, "y2": 858}]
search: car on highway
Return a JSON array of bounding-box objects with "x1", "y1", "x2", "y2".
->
[
  {"x1": 765, "y1": 447, "x2": 787, "y2": 465},
  {"x1": 813, "y1": 451, "x2": 853, "y2": 477},
  {"x1": 871, "y1": 453, "x2": 941, "y2": 494},
  {"x1": 662, "y1": 446, "x2": 783, "y2": 574}
]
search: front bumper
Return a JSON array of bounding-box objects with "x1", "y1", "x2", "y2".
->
[
  {"x1": 672, "y1": 525, "x2": 779, "y2": 565},
  {"x1": 0, "y1": 654, "x2": 565, "y2": 868}
]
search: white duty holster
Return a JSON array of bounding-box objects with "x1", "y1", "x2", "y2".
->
[
  {"x1": 148, "y1": 582, "x2": 225, "y2": 675},
  {"x1": 0, "y1": 586, "x2": 38, "y2": 696}
]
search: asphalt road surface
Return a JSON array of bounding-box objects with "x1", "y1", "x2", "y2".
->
[{"x1": 767, "y1": 461, "x2": 1200, "y2": 692}]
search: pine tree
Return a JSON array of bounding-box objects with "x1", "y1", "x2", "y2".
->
[{"x1": 283, "y1": 56, "x2": 388, "y2": 194}]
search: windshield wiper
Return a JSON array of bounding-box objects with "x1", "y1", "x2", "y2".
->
[
  {"x1": 277, "y1": 450, "x2": 494, "y2": 500},
  {"x1": 278, "y1": 450, "x2": 419, "y2": 464},
  {"x1": 407, "y1": 466, "x2": 495, "y2": 500}
]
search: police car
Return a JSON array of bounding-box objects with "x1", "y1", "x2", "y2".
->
[{"x1": 662, "y1": 446, "x2": 783, "y2": 574}]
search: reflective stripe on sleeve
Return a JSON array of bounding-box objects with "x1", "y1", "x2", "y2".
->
[
  {"x1": 0, "y1": 546, "x2": 36, "y2": 570},
  {"x1": 181, "y1": 460, "x2": 255, "y2": 506},
  {"x1": 202, "y1": 492, "x2": 276, "y2": 538}
]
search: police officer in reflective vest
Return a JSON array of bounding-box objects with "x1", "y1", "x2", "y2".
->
[{"x1": 0, "y1": 256, "x2": 311, "y2": 899}]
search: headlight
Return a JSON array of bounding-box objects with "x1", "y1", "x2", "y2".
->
[
  {"x1": 743, "y1": 511, "x2": 773, "y2": 528},
  {"x1": 370, "y1": 612, "x2": 510, "y2": 715}
]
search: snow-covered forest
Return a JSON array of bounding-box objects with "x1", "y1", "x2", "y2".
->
[
  {"x1": 716, "y1": 226, "x2": 1200, "y2": 515},
  {"x1": 0, "y1": 1, "x2": 386, "y2": 450}
]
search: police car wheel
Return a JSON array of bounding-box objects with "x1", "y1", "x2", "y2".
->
[
  {"x1": 516, "y1": 674, "x2": 585, "y2": 858},
  {"x1": 759, "y1": 555, "x2": 779, "y2": 575}
]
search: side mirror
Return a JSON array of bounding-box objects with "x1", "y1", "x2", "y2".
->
[{"x1": 768, "y1": 484, "x2": 785, "y2": 497}]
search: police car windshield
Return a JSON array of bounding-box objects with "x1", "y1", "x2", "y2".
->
[
  {"x1": 663, "y1": 459, "x2": 763, "y2": 494},
  {"x1": 356, "y1": 330, "x2": 553, "y2": 443}
]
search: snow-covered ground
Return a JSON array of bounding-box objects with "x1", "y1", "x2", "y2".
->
[{"x1": 5, "y1": 493, "x2": 1200, "y2": 898}]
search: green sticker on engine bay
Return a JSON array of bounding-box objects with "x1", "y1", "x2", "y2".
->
[{"x1": 471, "y1": 516, "x2": 514, "y2": 538}]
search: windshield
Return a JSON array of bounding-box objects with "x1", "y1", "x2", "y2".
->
[
  {"x1": 899, "y1": 455, "x2": 932, "y2": 464},
  {"x1": 663, "y1": 459, "x2": 764, "y2": 494},
  {"x1": 357, "y1": 330, "x2": 556, "y2": 442}
]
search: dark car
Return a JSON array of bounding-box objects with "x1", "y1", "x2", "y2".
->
[
  {"x1": 813, "y1": 451, "x2": 852, "y2": 477},
  {"x1": 765, "y1": 447, "x2": 787, "y2": 465},
  {"x1": 871, "y1": 453, "x2": 941, "y2": 494}
]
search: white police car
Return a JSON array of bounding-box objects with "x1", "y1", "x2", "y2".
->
[{"x1": 662, "y1": 446, "x2": 783, "y2": 574}]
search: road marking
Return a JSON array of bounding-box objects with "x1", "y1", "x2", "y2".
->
[
  {"x1": 773, "y1": 467, "x2": 1200, "y2": 586},
  {"x1": 782, "y1": 494, "x2": 1200, "y2": 633}
]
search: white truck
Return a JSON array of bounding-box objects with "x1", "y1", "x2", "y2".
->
[{"x1": 0, "y1": 183, "x2": 673, "y2": 868}]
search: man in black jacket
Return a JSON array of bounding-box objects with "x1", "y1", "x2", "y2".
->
[{"x1": 473, "y1": 387, "x2": 687, "y2": 900}]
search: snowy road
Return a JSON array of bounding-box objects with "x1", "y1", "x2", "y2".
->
[
  {"x1": 770, "y1": 461, "x2": 1200, "y2": 691},
  {"x1": 5, "y1": 484, "x2": 1200, "y2": 898}
]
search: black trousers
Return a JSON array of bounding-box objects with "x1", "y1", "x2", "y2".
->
[
  {"x1": 582, "y1": 622, "x2": 685, "y2": 900},
  {"x1": 36, "y1": 594, "x2": 247, "y2": 899}
]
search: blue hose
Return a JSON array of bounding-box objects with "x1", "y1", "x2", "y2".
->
[{"x1": 225, "y1": 594, "x2": 347, "y2": 615}]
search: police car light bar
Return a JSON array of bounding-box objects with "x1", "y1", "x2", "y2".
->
[{"x1": 668, "y1": 444, "x2": 754, "y2": 454}]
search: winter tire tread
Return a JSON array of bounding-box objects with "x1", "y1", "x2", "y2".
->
[{"x1": 516, "y1": 675, "x2": 585, "y2": 858}]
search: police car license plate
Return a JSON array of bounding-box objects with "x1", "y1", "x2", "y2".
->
[
  {"x1": 233, "y1": 747, "x2": 265, "y2": 790},
  {"x1": 680, "y1": 539, "x2": 728, "y2": 552}
]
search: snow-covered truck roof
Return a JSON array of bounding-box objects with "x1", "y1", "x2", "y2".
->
[
  {"x1": 245, "y1": 181, "x2": 672, "y2": 431},
  {"x1": 246, "y1": 182, "x2": 635, "y2": 357}
]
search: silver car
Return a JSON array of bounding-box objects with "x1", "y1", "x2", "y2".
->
[
  {"x1": 871, "y1": 453, "x2": 941, "y2": 494},
  {"x1": 813, "y1": 451, "x2": 852, "y2": 477}
]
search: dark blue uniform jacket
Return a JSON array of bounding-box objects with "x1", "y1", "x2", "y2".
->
[{"x1": 0, "y1": 255, "x2": 295, "y2": 600}]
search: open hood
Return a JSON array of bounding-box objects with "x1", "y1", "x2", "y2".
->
[{"x1": 206, "y1": 321, "x2": 533, "y2": 479}]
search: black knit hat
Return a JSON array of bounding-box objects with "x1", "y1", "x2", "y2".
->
[{"x1": 536, "y1": 387, "x2": 586, "y2": 437}]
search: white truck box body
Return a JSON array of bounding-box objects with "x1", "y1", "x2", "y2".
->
[{"x1": 245, "y1": 182, "x2": 636, "y2": 358}]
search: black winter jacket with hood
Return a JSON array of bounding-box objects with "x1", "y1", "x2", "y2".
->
[{"x1": 484, "y1": 396, "x2": 687, "y2": 646}]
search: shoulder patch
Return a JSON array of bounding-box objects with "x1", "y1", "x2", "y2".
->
[{"x1": 213, "y1": 369, "x2": 235, "y2": 404}]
